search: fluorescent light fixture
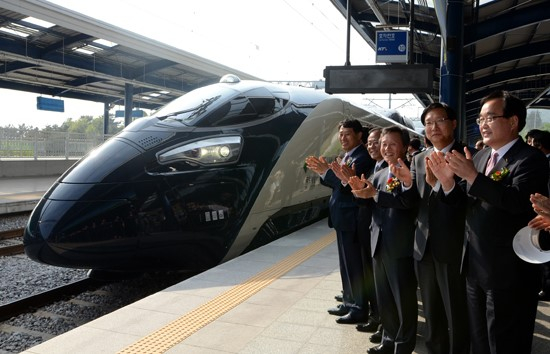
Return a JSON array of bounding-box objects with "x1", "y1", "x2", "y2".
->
[
  {"x1": 0, "y1": 23, "x2": 37, "y2": 37},
  {"x1": 93, "y1": 38, "x2": 117, "y2": 47},
  {"x1": 23, "y1": 17, "x2": 55, "y2": 28},
  {"x1": 73, "y1": 47, "x2": 94, "y2": 55},
  {"x1": 0, "y1": 27, "x2": 29, "y2": 37},
  {"x1": 72, "y1": 45, "x2": 103, "y2": 55}
]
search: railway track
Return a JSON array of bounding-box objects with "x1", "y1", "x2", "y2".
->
[
  {"x1": 0, "y1": 278, "x2": 102, "y2": 322},
  {"x1": 0, "y1": 271, "x2": 191, "y2": 353},
  {"x1": 0, "y1": 227, "x2": 24, "y2": 257}
]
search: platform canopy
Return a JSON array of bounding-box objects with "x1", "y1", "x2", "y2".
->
[
  {"x1": 0, "y1": 0, "x2": 260, "y2": 112},
  {"x1": 331, "y1": 0, "x2": 550, "y2": 140}
]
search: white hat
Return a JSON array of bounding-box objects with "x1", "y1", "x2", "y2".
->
[{"x1": 513, "y1": 226, "x2": 550, "y2": 264}]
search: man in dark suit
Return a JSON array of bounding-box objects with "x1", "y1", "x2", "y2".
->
[
  {"x1": 305, "y1": 118, "x2": 373, "y2": 324},
  {"x1": 356, "y1": 128, "x2": 386, "y2": 336},
  {"x1": 392, "y1": 103, "x2": 470, "y2": 354},
  {"x1": 350, "y1": 126, "x2": 418, "y2": 354},
  {"x1": 428, "y1": 90, "x2": 549, "y2": 353},
  {"x1": 335, "y1": 128, "x2": 386, "y2": 336}
]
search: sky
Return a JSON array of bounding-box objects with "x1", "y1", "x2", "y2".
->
[{"x1": 0, "y1": 0, "x2": 423, "y2": 129}]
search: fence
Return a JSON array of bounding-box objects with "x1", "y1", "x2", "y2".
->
[{"x1": 0, "y1": 129, "x2": 111, "y2": 159}]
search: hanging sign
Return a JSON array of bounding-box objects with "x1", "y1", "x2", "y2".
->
[{"x1": 376, "y1": 30, "x2": 408, "y2": 63}]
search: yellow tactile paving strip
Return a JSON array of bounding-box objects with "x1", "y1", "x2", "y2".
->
[{"x1": 118, "y1": 231, "x2": 336, "y2": 354}]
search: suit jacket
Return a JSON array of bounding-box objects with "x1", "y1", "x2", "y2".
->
[
  {"x1": 321, "y1": 144, "x2": 373, "y2": 232},
  {"x1": 370, "y1": 165, "x2": 417, "y2": 259},
  {"x1": 445, "y1": 139, "x2": 549, "y2": 289},
  {"x1": 356, "y1": 160, "x2": 388, "y2": 247},
  {"x1": 400, "y1": 142, "x2": 473, "y2": 264}
]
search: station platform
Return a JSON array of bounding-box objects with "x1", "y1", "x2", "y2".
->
[
  {"x1": 17, "y1": 220, "x2": 550, "y2": 354},
  {"x1": 0, "y1": 176, "x2": 58, "y2": 214}
]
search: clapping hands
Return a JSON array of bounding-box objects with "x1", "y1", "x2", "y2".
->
[
  {"x1": 349, "y1": 174, "x2": 377, "y2": 199},
  {"x1": 528, "y1": 193, "x2": 550, "y2": 231}
]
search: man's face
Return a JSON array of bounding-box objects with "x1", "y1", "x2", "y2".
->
[
  {"x1": 380, "y1": 131, "x2": 407, "y2": 165},
  {"x1": 478, "y1": 98, "x2": 518, "y2": 150},
  {"x1": 424, "y1": 108, "x2": 456, "y2": 149},
  {"x1": 339, "y1": 126, "x2": 362, "y2": 152},
  {"x1": 366, "y1": 131, "x2": 382, "y2": 161}
]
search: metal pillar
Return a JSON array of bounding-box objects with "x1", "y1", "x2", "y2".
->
[
  {"x1": 124, "y1": 83, "x2": 134, "y2": 127},
  {"x1": 345, "y1": 0, "x2": 351, "y2": 66},
  {"x1": 408, "y1": 0, "x2": 415, "y2": 65},
  {"x1": 103, "y1": 102, "x2": 109, "y2": 135},
  {"x1": 439, "y1": 0, "x2": 465, "y2": 141}
]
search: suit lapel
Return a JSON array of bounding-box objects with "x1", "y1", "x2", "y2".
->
[
  {"x1": 420, "y1": 148, "x2": 433, "y2": 197},
  {"x1": 348, "y1": 144, "x2": 366, "y2": 165},
  {"x1": 476, "y1": 139, "x2": 525, "y2": 175},
  {"x1": 476, "y1": 148, "x2": 492, "y2": 173},
  {"x1": 376, "y1": 166, "x2": 390, "y2": 190},
  {"x1": 494, "y1": 139, "x2": 524, "y2": 173}
]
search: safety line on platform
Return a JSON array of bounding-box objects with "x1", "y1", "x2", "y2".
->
[{"x1": 117, "y1": 231, "x2": 336, "y2": 354}]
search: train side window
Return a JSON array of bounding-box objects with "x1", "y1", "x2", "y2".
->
[{"x1": 197, "y1": 96, "x2": 279, "y2": 127}]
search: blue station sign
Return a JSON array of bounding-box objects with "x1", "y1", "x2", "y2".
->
[
  {"x1": 376, "y1": 30, "x2": 408, "y2": 63},
  {"x1": 37, "y1": 97, "x2": 65, "y2": 112}
]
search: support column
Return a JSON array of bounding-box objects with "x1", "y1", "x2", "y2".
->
[
  {"x1": 124, "y1": 83, "x2": 134, "y2": 127},
  {"x1": 439, "y1": 0, "x2": 465, "y2": 141},
  {"x1": 103, "y1": 102, "x2": 110, "y2": 135}
]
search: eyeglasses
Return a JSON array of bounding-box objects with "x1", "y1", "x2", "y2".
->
[
  {"x1": 424, "y1": 118, "x2": 448, "y2": 128},
  {"x1": 476, "y1": 115, "x2": 506, "y2": 125}
]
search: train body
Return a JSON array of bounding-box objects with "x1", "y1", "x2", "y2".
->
[{"x1": 24, "y1": 75, "x2": 421, "y2": 272}]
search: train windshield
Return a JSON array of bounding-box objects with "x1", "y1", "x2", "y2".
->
[
  {"x1": 154, "y1": 84, "x2": 287, "y2": 127},
  {"x1": 153, "y1": 85, "x2": 237, "y2": 124}
]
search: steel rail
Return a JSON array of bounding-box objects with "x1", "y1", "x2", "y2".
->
[{"x1": 0, "y1": 278, "x2": 103, "y2": 322}]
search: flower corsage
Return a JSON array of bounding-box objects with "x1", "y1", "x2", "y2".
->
[
  {"x1": 490, "y1": 167, "x2": 509, "y2": 181},
  {"x1": 386, "y1": 176, "x2": 401, "y2": 192},
  {"x1": 343, "y1": 156, "x2": 354, "y2": 167}
]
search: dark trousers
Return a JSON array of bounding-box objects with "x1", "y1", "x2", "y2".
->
[
  {"x1": 336, "y1": 230, "x2": 352, "y2": 306},
  {"x1": 337, "y1": 229, "x2": 365, "y2": 313},
  {"x1": 360, "y1": 243, "x2": 378, "y2": 318},
  {"x1": 466, "y1": 277, "x2": 538, "y2": 354},
  {"x1": 415, "y1": 245, "x2": 469, "y2": 354},
  {"x1": 373, "y1": 255, "x2": 417, "y2": 354}
]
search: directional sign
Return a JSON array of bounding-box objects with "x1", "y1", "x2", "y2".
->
[
  {"x1": 37, "y1": 97, "x2": 64, "y2": 112},
  {"x1": 376, "y1": 30, "x2": 408, "y2": 63},
  {"x1": 115, "y1": 110, "x2": 145, "y2": 118}
]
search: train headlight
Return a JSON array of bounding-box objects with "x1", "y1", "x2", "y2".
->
[{"x1": 157, "y1": 136, "x2": 242, "y2": 166}]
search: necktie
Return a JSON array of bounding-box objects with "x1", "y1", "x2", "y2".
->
[
  {"x1": 485, "y1": 151, "x2": 499, "y2": 175},
  {"x1": 342, "y1": 154, "x2": 350, "y2": 166},
  {"x1": 374, "y1": 163, "x2": 381, "y2": 173}
]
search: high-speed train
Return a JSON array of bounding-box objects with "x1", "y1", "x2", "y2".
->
[{"x1": 24, "y1": 74, "x2": 421, "y2": 273}]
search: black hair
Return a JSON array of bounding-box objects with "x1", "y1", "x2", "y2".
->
[
  {"x1": 527, "y1": 129, "x2": 544, "y2": 140},
  {"x1": 480, "y1": 90, "x2": 527, "y2": 131},
  {"x1": 339, "y1": 118, "x2": 363, "y2": 133},
  {"x1": 420, "y1": 102, "x2": 457, "y2": 125},
  {"x1": 361, "y1": 126, "x2": 370, "y2": 144},
  {"x1": 409, "y1": 138, "x2": 421, "y2": 150},
  {"x1": 531, "y1": 130, "x2": 550, "y2": 151},
  {"x1": 381, "y1": 125, "x2": 410, "y2": 147}
]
